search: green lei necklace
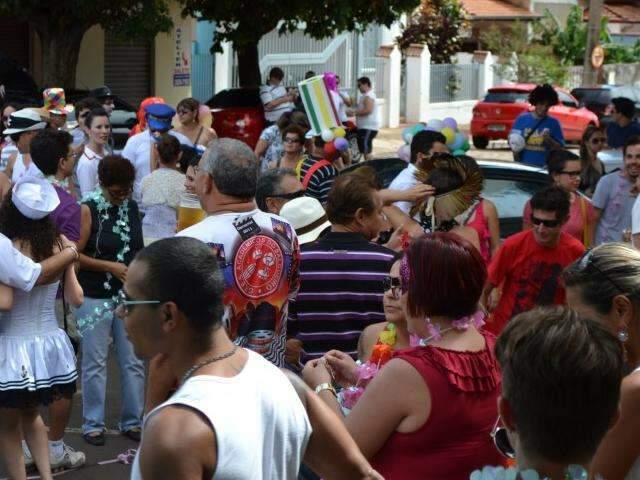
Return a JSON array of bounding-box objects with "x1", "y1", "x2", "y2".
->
[{"x1": 76, "y1": 188, "x2": 131, "y2": 332}]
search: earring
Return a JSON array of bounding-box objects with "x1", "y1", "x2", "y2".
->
[{"x1": 618, "y1": 326, "x2": 629, "y2": 343}]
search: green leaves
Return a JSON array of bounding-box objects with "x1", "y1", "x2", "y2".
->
[{"x1": 396, "y1": 0, "x2": 468, "y2": 64}]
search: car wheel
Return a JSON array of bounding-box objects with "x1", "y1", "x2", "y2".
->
[{"x1": 473, "y1": 136, "x2": 489, "y2": 149}]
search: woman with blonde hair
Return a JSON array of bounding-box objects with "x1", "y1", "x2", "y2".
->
[{"x1": 563, "y1": 243, "x2": 640, "y2": 480}]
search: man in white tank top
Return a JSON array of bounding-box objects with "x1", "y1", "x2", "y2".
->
[
  {"x1": 122, "y1": 237, "x2": 382, "y2": 480},
  {"x1": 121, "y1": 237, "x2": 310, "y2": 479}
]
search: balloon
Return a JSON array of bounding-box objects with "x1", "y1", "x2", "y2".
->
[
  {"x1": 441, "y1": 127, "x2": 456, "y2": 145},
  {"x1": 442, "y1": 117, "x2": 458, "y2": 131},
  {"x1": 334, "y1": 137, "x2": 349, "y2": 152},
  {"x1": 397, "y1": 144, "x2": 411, "y2": 162},
  {"x1": 411, "y1": 123, "x2": 425, "y2": 135},
  {"x1": 508, "y1": 133, "x2": 525, "y2": 153},
  {"x1": 321, "y1": 129, "x2": 334, "y2": 142},
  {"x1": 453, "y1": 149, "x2": 465, "y2": 156},
  {"x1": 462, "y1": 138, "x2": 471, "y2": 152},
  {"x1": 334, "y1": 127, "x2": 346, "y2": 138},
  {"x1": 451, "y1": 132, "x2": 465, "y2": 151},
  {"x1": 324, "y1": 141, "x2": 338, "y2": 157},
  {"x1": 402, "y1": 127, "x2": 413, "y2": 144},
  {"x1": 426, "y1": 119, "x2": 444, "y2": 131}
]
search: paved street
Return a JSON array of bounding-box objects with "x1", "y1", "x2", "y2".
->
[{"x1": 0, "y1": 354, "x2": 138, "y2": 480}]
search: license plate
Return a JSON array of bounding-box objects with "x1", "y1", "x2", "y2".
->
[{"x1": 488, "y1": 124, "x2": 506, "y2": 131}]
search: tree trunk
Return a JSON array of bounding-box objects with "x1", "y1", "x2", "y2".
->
[
  {"x1": 35, "y1": 21, "x2": 88, "y2": 89},
  {"x1": 236, "y1": 40, "x2": 261, "y2": 87}
]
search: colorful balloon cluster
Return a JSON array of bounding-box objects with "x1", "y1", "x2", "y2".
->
[
  {"x1": 397, "y1": 117, "x2": 471, "y2": 162},
  {"x1": 320, "y1": 126, "x2": 349, "y2": 158}
]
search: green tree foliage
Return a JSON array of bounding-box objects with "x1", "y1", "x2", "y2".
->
[
  {"x1": 0, "y1": 0, "x2": 173, "y2": 88},
  {"x1": 396, "y1": 0, "x2": 468, "y2": 64},
  {"x1": 181, "y1": 0, "x2": 420, "y2": 86},
  {"x1": 481, "y1": 22, "x2": 567, "y2": 85}
]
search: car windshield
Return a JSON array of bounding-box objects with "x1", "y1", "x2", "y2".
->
[{"x1": 483, "y1": 91, "x2": 529, "y2": 103}]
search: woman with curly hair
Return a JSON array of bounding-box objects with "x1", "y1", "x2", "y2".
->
[
  {"x1": 0, "y1": 177, "x2": 83, "y2": 480},
  {"x1": 76, "y1": 155, "x2": 145, "y2": 446}
]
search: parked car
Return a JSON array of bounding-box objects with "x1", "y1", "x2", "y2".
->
[
  {"x1": 470, "y1": 84, "x2": 599, "y2": 149},
  {"x1": 65, "y1": 91, "x2": 137, "y2": 152},
  {"x1": 571, "y1": 84, "x2": 640, "y2": 125},
  {"x1": 343, "y1": 157, "x2": 550, "y2": 238},
  {"x1": 205, "y1": 88, "x2": 266, "y2": 150}
]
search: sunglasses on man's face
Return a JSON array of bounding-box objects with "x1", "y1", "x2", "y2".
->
[
  {"x1": 491, "y1": 417, "x2": 515, "y2": 459},
  {"x1": 270, "y1": 190, "x2": 305, "y2": 200},
  {"x1": 531, "y1": 216, "x2": 560, "y2": 228},
  {"x1": 115, "y1": 290, "x2": 161, "y2": 317}
]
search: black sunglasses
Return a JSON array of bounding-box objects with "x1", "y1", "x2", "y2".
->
[
  {"x1": 270, "y1": 190, "x2": 305, "y2": 200},
  {"x1": 578, "y1": 249, "x2": 625, "y2": 293},
  {"x1": 531, "y1": 215, "x2": 560, "y2": 228},
  {"x1": 382, "y1": 276, "x2": 402, "y2": 297},
  {"x1": 491, "y1": 417, "x2": 515, "y2": 459},
  {"x1": 560, "y1": 170, "x2": 581, "y2": 178}
]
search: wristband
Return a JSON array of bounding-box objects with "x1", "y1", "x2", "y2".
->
[
  {"x1": 314, "y1": 382, "x2": 337, "y2": 397},
  {"x1": 64, "y1": 245, "x2": 79, "y2": 261}
]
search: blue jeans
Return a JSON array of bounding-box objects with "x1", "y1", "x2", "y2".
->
[{"x1": 76, "y1": 297, "x2": 145, "y2": 434}]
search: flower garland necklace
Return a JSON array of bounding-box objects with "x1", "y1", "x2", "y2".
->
[
  {"x1": 76, "y1": 188, "x2": 131, "y2": 332},
  {"x1": 338, "y1": 312, "x2": 485, "y2": 408},
  {"x1": 470, "y1": 464, "x2": 599, "y2": 480}
]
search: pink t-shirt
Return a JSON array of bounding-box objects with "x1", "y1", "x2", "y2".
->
[{"x1": 523, "y1": 193, "x2": 595, "y2": 246}]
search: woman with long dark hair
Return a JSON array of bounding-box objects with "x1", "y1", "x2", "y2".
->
[
  {"x1": 0, "y1": 177, "x2": 83, "y2": 480},
  {"x1": 173, "y1": 97, "x2": 216, "y2": 147},
  {"x1": 76, "y1": 108, "x2": 111, "y2": 199},
  {"x1": 579, "y1": 125, "x2": 607, "y2": 197}
]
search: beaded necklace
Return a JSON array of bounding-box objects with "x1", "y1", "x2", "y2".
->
[
  {"x1": 470, "y1": 464, "x2": 598, "y2": 480},
  {"x1": 76, "y1": 188, "x2": 131, "y2": 332}
]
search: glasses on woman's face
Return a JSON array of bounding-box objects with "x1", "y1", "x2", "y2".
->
[
  {"x1": 107, "y1": 185, "x2": 133, "y2": 201},
  {"x1": 382, "y1": 276, "x2": 402, "y2": 299},
  {"x1": 177, "y1": 109, "x2": 193, "y2": 116},
  {"x1": 560, "y1": 169, "x2": 581, "y2": 178},
  {"x1": 590, "y1": 137, "x2": 606, "y2": 145},
  {"x1": 284, "y1": 137, "x2": 302, "y2": 144},
  {"x1": 491, "y1": 417, "x2": 515, "y2": 459}
]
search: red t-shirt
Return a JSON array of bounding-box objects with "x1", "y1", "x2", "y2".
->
[{"x1": 487, "y1": 230, "x2": 585, "y2": 335}]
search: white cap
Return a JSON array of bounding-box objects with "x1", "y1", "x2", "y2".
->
[
  {"x1": 4, "y1": 108, "x2": 47, "y2": 135},
  {"x1": 12, "y1": 176, "x2": 60, "y2": 220},
  {"x1": 279, "y1": 196, "x2": 331, "y2": 245}
]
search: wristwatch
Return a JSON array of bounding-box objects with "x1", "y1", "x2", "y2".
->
[{"x1": 314, "y1": 382, "x2": 337, "y2": 397}]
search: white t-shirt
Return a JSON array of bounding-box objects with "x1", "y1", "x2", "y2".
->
[
  {"x1": 632, "y1": 195, "x2": 640, "y2": 236},
  {"x1": 0, "y1": 138, "x2": 18, "y2": 171},
  {"x1": 122, "y1": 129, "x2": 191, "y2": 205},
  {"x1": 356, "y1": 90, "x2": 379, "y2": 130},
  {"x1": 177, "y1": 209, "x2": 300, "y2": 367},
  {"x1": 11, "y1": 153, "x2": 43, "y2": 184},
  {"x1": 131, "y1": 350, "x2": 311, "y2": 480},
  {"x1": 330, "y1": 90, "x2": 348, "y2": 122},
  {"x1": 260, "y1": 84, "x2": 294, "y2": 123},
  {"x1": 76, "y1": 145, "x2": 104, "y2": 199},
  {"x1": 0, "y1": 233, "x2": 41, "y2": 292},
  {"x1": 388, "y1": 163, "x2": 419, "y2": 214}
]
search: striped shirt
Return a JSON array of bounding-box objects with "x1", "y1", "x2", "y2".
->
[
  {"x1": 298, "y1": 155, "x2": 339, "y2": 204},
  {"x1": 288, "y1": 231, "x2": 395, "y2": 361}
]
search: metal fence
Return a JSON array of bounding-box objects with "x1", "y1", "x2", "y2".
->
[
  {"x1": 430, "y1": 63, "x2": 480, "y2": 103},
  {"x1": 191, "y1": 53, "x2": 215, "y2": 102},
  {"x1": 564, "y1": 65, "x2": 584, "y2": 90},
  {"x1": 359, "y1": 56, "x2": 387, "y2": 98}
]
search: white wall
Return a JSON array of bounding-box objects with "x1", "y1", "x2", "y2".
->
[{"x1": 427, "y1": 100, "x2": 477, "y2": 126}]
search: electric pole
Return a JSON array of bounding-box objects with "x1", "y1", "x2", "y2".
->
[{"x1": 582, "y1": 0, "x2": 605, "y2": 87}]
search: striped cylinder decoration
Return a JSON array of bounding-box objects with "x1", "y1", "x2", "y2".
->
[{"x1": 298, "y1": 75, "x2": 341, "y2": 136}]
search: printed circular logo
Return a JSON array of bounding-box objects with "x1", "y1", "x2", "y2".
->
[{"x1": 233, "y1": 235, "x2": 284, "y2": 299}]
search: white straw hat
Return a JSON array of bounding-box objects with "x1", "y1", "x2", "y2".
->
[
  {"x1": 4, "y1": 108, "x2": 47, "y2": 135},
  {"x1": 279, "y1": 196, "x2": 331, "y2": 244},
  {"x1": 12, "y1": 176, "x2": 60, "y2": 220}
]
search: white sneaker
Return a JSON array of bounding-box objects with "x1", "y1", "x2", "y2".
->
[
  {"x1": 22, "y1": 441, "x2": 34, "y2": 468},
  {"x1": 50, "y1": 443, "x2": 86, "y2": 470}
]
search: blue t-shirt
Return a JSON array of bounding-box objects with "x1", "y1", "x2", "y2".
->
[
  {"x1": 606, "y1": 121, "x2": 640, "y2": 149},
  {"x1": 511, "y1": 112, "x2": 565, "y2": 167}
]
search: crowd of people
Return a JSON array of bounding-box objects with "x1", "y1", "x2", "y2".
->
[{"x1": 0, "y1": 76, "x2": 639, "y2": 480}]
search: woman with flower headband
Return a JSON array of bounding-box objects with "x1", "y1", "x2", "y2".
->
[
  {"x1": 563, "y1": 243, "x2": 640, "y2": 480},
  {"x1": 303, "y1": 232, "x2": 504, "y2": 479},
  {"x1": 75, "y1": 155, "x2": 145, "y2": 446}
]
